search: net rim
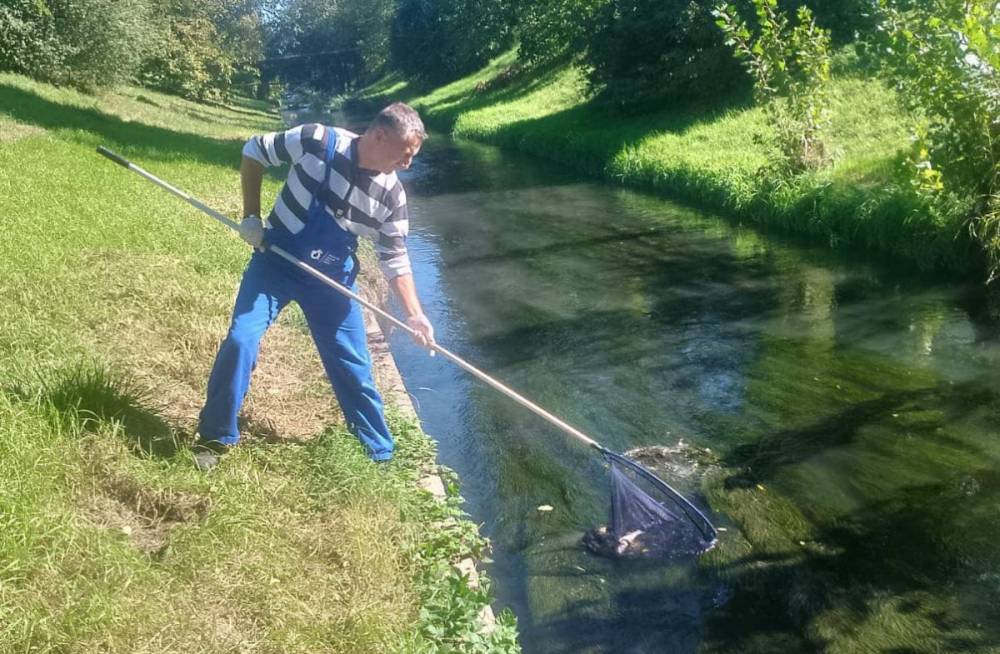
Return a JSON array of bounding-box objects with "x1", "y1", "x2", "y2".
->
[{"x1": 600, "y1": 448, "x2": 718, "y2": 546}]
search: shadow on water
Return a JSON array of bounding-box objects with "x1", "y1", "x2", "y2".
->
[
  {"x1": 721, "y1": 381, "x2": 997, "y2": 489},
  {"x1": 444, "y1": 226, "x2": 676, "y2": 269},
  {"x1": 699, "y1": 373, "x2": 1000, "y2": 652},
  {"x1": 525, "y1": 584, "x2": 706, "y2": 654}
]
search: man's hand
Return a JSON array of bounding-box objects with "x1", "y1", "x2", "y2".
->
[
  {"x1": 238, "y1": 214, "x2": 265, "y2": 249},
  {"x1": 390, "y1": 274, "x2": 434, "y2": 355},
  {"x1": 406, "y1": 313, "x2": 435, "y2": 350}
]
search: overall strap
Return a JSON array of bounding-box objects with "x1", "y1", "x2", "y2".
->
[
  {"x1": 321, "y1": 127, "x2": 337, "y2": 197},
  {"x1": 321, "y1": 127, "x2": 361, "y2": 285}
]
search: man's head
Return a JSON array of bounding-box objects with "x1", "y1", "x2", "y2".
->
[{"x1": 360, "y1": 102, "x2": 426, "y2": 174}]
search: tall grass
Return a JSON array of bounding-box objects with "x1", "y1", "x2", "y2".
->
[{"x1": 0, "y1": 73, "x2": 517, "y2": 652}]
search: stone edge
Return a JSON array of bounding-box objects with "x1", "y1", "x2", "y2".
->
[{"x1": 363, "y1": 308, "x2": 497, "y2": 630}]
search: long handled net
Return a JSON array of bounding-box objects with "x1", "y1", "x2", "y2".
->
[
  {"x1": 96, "y1": 145, "x2": 720, "y2": 561},
  {"x1": 588, "y1": 450, "x2": 717, "y2": 558}
]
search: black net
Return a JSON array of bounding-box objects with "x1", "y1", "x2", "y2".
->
[{"x1": 584, "y1": 453, "x2": 716, "y2": 559}]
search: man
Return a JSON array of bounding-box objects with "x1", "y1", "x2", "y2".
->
[{"x1": 194, "y1": 102, "x2": 434, "y2": 470}]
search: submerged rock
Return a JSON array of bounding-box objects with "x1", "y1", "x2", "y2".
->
[{"x1": 625, "y1": 440, "x2": 719, "y2": 484}]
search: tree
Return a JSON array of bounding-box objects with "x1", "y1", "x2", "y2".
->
[
  {"x1": 262, "y1": 0, "x2": 396, "y2": 93},
  {"x1": 514, "y1": 0, "x2": 606, "y2": 69},
  {"x1": 140, "y1": 0, "x2": 264, "y2": 101},
  {"x1": 583, "y1": 0, "x2": 751, "y2": 112},
  {"x1": 391, "y1": 0, "x2": 516, "y2": 85}
]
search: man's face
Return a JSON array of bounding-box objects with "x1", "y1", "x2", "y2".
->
[{"x1": 372, "y1": 127, "x2": 422, "y2": 174}]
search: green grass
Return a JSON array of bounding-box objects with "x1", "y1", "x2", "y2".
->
[
  {"x1": 0, "y1": 73, "x2": 518, "y2": 653},
  {"x1": 359, "y1": 51, "x2": 982, "y2": 277}
]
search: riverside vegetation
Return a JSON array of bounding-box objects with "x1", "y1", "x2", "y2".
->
[
  {"x1": 0, "y1": 73, "x2": 520, "y2": 654},
  {"x1": 3, "y1": 0, "x2": 997, "y2": 651},
  {"x1": 354, "y1": 0, "x2": 1000, "y2": 287}
]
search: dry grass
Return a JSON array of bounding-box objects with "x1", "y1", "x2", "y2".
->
[{"x1": 0, "y1": 115, "x2": 46, "y2": 143}]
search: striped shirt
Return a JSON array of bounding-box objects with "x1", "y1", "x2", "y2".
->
[{"x1": 242, "y1": 123, "x2": 411, "y2": 279}]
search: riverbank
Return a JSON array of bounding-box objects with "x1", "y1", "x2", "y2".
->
[
  {"x1": 355, "y1": 49, "x2": 984, "y2": 280},
  {"x1": 0, "y1": 73, "x2": 518, "y2": 653}
]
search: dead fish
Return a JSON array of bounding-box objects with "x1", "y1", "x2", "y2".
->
[{"x1": 615, "y1": 529, "x2": 645, "y2": 555}]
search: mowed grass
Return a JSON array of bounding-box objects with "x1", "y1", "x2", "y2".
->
[
  {"x1": 0, "y1": 73, "x2": 517, "y2": 653},
  {"x1": 361, "y1": 49, "x2": 980, "y2": 277}
]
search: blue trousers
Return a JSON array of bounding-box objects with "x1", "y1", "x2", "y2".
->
[{"x1": 197, "y1": 251, "x2": 394, "y2": 460}]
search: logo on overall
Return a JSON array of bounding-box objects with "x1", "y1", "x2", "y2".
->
[{"x1": 310, "y1": 249, "x2": 323, "y2": 260}]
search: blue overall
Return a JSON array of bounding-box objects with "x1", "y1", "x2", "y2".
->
[{"x1": 197, "y1": 132, "x2": 394, "y2": 460}]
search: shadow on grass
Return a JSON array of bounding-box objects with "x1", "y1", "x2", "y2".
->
[
  {"x1": 424, "y1": 65, "x2": 579, "y2": 126},
  {"x1": 0, "y1": 82, "x2": 247, "y2": 169},
  {"x1": 4, "y1": 365, "x2": 184, "y2": 458},
  {"x1": 50, "y1": 366, "x2": 183, "y2": 457},
  {"x1": 4, "y1": 365, "x2": 311, "y2": 457}
]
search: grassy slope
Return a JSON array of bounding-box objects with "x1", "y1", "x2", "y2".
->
[
  {"x1": 361, "y1": 50, "x2": 979, "y2": 277},
  {"x1": 0, "y1": 74, "x2": 517, "y2": 653}
]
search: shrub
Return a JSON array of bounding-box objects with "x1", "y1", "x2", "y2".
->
[
  {"x1": 0, "y1": 0, "x2": 60, "y2": 79},
  {"x1": 715, "y1": 0, "x2": 833, "y2": 172},
  {"x1": 874, "y1": 0, "x2": 1000, "y2": 279},
  {"x1": 0, "y1": 0, "x2": 154, "y2": 90}
]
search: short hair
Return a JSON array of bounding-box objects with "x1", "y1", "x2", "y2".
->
[{"x1": 369, "y1": 102, "x2": 427, "y2": 141}]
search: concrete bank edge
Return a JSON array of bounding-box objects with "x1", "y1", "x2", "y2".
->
[{"x1": 363, "y1": 307, "x2": 498, "y2": 630}]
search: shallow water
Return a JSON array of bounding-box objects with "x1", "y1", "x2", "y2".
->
[{"x1": 381, "y1": 133, "x2": 1000, "y2": 653}]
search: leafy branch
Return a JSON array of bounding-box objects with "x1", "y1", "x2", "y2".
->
[{"x1": 714, "y1": 0, "x2": 833, "y2": 172}]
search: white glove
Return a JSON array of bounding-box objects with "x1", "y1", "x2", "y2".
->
[
  {"x1": 406, "y1": 313, "x2": 435, "y2": 352},
  {"x1": 238, "y1": 214, "x2": 265, "y2": 249}
]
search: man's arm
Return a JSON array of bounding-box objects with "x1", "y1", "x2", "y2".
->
[
  {"x1": 241, "y1": 156, "x2": 265, "y2": 217},
  {"x1": 389, "y1": 272, "x2": 435, "y2": 348},
  {"x1": 235, "y1": 156, "x2": 266, "y2": 248}
]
